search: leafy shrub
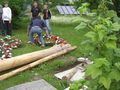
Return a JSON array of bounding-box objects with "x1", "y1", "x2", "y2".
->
[
  {"x1": 0, "y1": 0, "x2": 25, "y2": 29},
  {"x1": 71, "y1": 1, "x2": 120, "y2": 90}
]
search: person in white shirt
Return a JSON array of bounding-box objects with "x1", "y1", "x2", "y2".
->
[{"x1": 2, "y1": 2, "x2": 12, "y2": 36}]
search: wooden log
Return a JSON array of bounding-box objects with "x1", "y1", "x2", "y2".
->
[
  {"x1": 62, "y1": 67, "x2": 78, "y2": 80},
  {"x1": 62, "y1": 64, "x2": 83, "y2": 81},
  {"x1": 0, "y1": 44, "x2": 71, "y2": 72},
  {"x1": 0, "y1": 46, "x2": 77, "y2": 80}
]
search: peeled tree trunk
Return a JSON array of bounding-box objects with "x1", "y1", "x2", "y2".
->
[
  {"x1": 0, "y1": 44, "x2": 71, "y2": 72},
  {"x1": 0, "y1": 46, "x2": 77, "y2": 80}
]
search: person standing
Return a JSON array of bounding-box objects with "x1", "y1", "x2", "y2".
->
[
  {"x1": 43, "y1": 4, "x2": 52, "y2": 35},
  {"x1": 0, "y1": 4, "x2": 3, "y2": 35},
  {"x1": 2, "y1": 2, "x2": 12, "y2": 36},
  {"x1": 31, "y1": 1, "x2": 41, "y2": 19}
]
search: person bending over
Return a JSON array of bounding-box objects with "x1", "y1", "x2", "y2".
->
[{"x1": 28, "y1": 17, "x2": 50, "y2": 47}]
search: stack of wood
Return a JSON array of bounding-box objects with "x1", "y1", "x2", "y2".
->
[
  {"x1": 55, "y1": 57, "x2": 93, "y2": 90},
  {"x1": 0, "y1": 44, "x2": 77, "y2": 81},
  {"x1": 55, "y1": 57, "x2": 93, "y2": 82}
]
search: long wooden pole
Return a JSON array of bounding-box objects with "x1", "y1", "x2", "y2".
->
[
  {"x1": 0, "y1": 44, "x2": 71, "y2": 72},
  {"x1": 0, "y1": 46, "x2": 77, "y2": 80}
]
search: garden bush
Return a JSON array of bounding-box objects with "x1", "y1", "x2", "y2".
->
[
  {"x1": 78, "y1": 0, "x2": 120, "y2": 17},
  {"x1": 0, "y1": 0, "x2": 25, "y2": 29},
  {"x1": 71, "y1": 1, "x2": 120, "y2": 90}
]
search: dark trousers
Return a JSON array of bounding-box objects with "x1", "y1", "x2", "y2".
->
[
  {"x1": 0, "y1": 18, "x2": 3, "y2": 35},
  {"x1": 3, "y1": 21, "x2": 12, "y2": 36}
]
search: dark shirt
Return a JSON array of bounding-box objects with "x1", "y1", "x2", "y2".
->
[
  {"x1": 29, "y1": 18, "x2": 47, "y2": 31},
  {"x1": 31, "y1": 6, "x2": 41, "y2": 18},
  {"x1": 43, "y1": 9, "x2": 51, "y2": 20}
]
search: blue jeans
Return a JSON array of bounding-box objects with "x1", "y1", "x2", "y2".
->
[
  {"x1": 29, "y1": 26, "x2": 45, "y2": 45},
  {"x1": 44, "y1": 19, "x2": 51, "y2": 34}
]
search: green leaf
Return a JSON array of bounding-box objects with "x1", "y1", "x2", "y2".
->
[
  {"x1": 98, "y1": 30, "x2": 106, "y2": 41},
  {"x1": 72, "y1": 17, "x2": 90, "y2": 23},
  {"x1": 82, "y1": 3, "x2": 90, "y2": 7},
  {"x1": 105, "y1": 40, "x2": 116, "y2": 49},
  {"x1": 107, "y1": 10, "x2": 117, "y2": 18},
  {"x1": 81, "y1": 40, "x2": 92, "y2": 45},
  {"x1": 78, "y1": 3, "x2": 89, "y2": 14},
  {"x1": 99, "y1": 76, "x2": 111, "y2": 89},
  {"x1": 109, "y1": 69, "x2": 120, "y2": 81},
  {"x1": 108, "y1": 35, "x2": 117, "y2": 40},
  {"x1": 115, "y1": 62, "x2": 120, "y2": 70},
  {"x1": 86, "y1": 64, "x2": 102, "y2": 79},
  {"x1": 91, "y1": 68, "x2": 102, "y2": 79},
  {"x1": 70, "y1": 81, "x2": 82, "y2": 90},
  {"x1": 114, "y1": 49, "x2": 120, "y2": 57},
  {"x1": 86, "y1": 64, "x2": 95, "y2": 76},
  {"x1": 95, "y1": 58, "x2": 110, "y2": 68},
  {"x1": 85, "y1": 31, "x2": 96, "y2": 42},
  {"x1": 112, "y1": 22, "x2": 120, "y2": 31},
  {"x1": 75, "y1": 22, "x2": 87, "y2": 30},
  {"x1": 105, "y1": 35, "x2": 117, "y2": 49}
]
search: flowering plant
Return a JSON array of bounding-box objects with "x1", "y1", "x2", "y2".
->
[{"x1": 0, "y1": 36, "x2": 22, "y2": 60}]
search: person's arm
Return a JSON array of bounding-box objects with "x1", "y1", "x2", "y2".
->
[
  {"x1": 0, "y1": 7, "x2": 3, "y2": 15},
  {"x1": 31, "y1": 7, "x2": 33, "y2": 18},
  {"x1": 48, "y1": 10, "x2": 51, "y2": 19},
  {"x1": 39, "y1": 12, "x2": 42, "y2": 18},
  {"x1": 9, "y1": 7, "x2": 12, "y2": 23},
  {"x1": 38, "y1": 7, "x2": 42, "y2": 18},
  {"x1": 27, "y1": 21, "x2": 33, "y2": 35},
  {"x1": 42, "y1": 9, "x2": 45, "y2": 19},
  {"x1": 44, "y1": 27, "x2": 50, "y2": 36},
  {"x1": 2, "y1": 8, "x2": 4, "y2": 23}
]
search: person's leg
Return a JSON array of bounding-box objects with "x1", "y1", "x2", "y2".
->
[
  {"x1": 8, "y1": 22, "x2": 12, "y2": 36},
  {"x1": 44, "y1": 19, "x2": 52, "y2": 35},
  {"x1": 29, "y1": 26, "x2": 45, "y2": 46},
  {"x1": 6, "y1": 21, "x2": 12, "y2": 36},
  {"x1": 3, "y1": 21, "x2": 7, "y2": 36},
  {"x1": 36, "y1": 28, "x2": 45, "y2": 46},
  {"x1": 39, "y1": 33, "x2": 45, "y2": 46},
  {"x1": 29, "y1": 27, "x2": 35, "y2": 43},
  {"x1": 6, "y1": 21, "x2": 9, "y2": 35}
]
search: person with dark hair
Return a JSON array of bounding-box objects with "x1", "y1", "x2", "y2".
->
[
  {"x1": 2, "y1": 2, "x2": 12, "y2": 36},
  {"x1": 28, "y1": 17, "x2": 50, "y2": 47},
  {"x1": 31, "y1": 1, "x2": 41, "y2": 19},
  {"x1": 43, "y1": 4, "x2": 52, "y2": 35}
]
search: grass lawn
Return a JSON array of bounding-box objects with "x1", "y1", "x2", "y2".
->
[{"x1": 0, "y1": 17, "x2": 88, "y2": 90}]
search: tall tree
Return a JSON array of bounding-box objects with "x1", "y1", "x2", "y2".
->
[{"x1": 112, "y1": 0, "x2": 120, "y2": 17}]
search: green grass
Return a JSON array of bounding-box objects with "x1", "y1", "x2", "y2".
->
[{"x1": 0, "y1": 18, "x2": 88, "y2": 90}]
